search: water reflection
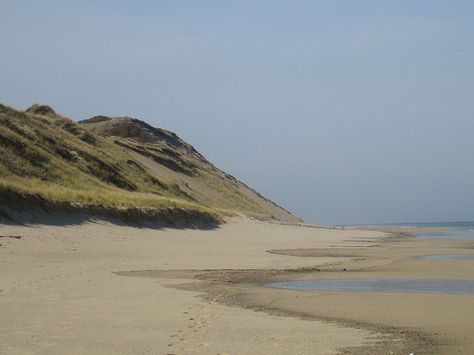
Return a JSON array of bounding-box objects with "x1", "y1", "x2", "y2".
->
[{"x1": 266, "y1": 278, "x2": 474, "y2": 295}]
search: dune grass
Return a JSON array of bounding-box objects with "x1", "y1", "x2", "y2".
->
[
  {"x1": 0, "y1": 175, "x2": 210, "y2": 211},
  {"x1": 0, "y1": 102, "x2": 279, "y2": 223}
]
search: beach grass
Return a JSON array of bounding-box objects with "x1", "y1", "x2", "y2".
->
[{"x1": 0, "y1": 103, "x2": 278, "y2": 222}]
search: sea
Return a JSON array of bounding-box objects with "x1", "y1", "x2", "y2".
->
[{"x1": 346, "y1": 221, "x2": 474, "y2": 240}]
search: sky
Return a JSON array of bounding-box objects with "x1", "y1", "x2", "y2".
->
[{"x1": 1, "y1": 1, "x2": 473, "y2": 225}]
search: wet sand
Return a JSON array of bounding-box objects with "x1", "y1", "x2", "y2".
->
[
  {"x1": 1, "y1": 219, "x2": 473, "y2": 354},
  {"x1": 122, "y1": 229, "x2": 474, "y2": 354}
]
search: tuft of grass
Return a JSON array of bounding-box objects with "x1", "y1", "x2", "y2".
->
[{"x1": 0, "y1": 176, "x2": 204, "y2": 210}]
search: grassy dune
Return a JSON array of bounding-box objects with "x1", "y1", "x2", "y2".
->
[{"x1": 0, "y1": 103, "x2": 299, "y2": 225}]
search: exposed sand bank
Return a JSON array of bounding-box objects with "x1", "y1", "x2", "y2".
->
[{"x1": 1, "y1": 219, "x2": 473, "y2": 354}]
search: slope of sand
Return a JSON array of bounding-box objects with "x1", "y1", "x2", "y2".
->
[{"x1": 0, "y1": 218, "x2": 383, "y2": 354}]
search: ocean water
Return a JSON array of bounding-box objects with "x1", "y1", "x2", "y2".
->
[
  {"x1": 412, "y1": 221, "x2": 474, "y2": 240},
  {"x1": 396, "y1": 221, "x2": 474, "y2": 228},
  {"x1": 352, "y1": 221, "x2": 474, "y2": 240},
  {"x1": 266, "y1": 279, "x2": 474, "y2": 295}
]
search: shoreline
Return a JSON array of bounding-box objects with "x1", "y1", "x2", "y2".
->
[{"x1": 121, "y1": 227, "x2": 474, "y2": 354}]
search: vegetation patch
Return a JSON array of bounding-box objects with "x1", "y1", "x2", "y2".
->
[{"x1": 0, "y1": 102, "x2": 300, "y2": 225}]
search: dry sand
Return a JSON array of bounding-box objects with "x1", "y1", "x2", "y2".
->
[{"x1": 1, "y1": 218, "x2": 473, "y2": 354}]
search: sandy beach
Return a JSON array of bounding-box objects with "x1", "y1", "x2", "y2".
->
[
  {"x1": 2, "y1": 1, "x2": 473, "y2": 354},
  {"x1": 1, "y1": 218, "x2": 473, "y2": 354}
]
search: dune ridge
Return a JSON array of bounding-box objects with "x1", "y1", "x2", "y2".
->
[{"x1": 0, "y1": 102, "x2": 301, "y2": 226}]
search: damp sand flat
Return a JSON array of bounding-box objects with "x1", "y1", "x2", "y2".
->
[{"x1": 267, "y1": 278, "x2": 474, "y2": 295}]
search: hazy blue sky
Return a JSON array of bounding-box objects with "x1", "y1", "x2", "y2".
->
[{"x1": 1, "y1": 1, "x2": 473, "y2": 225}]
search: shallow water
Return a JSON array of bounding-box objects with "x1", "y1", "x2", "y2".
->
[
  {"x1": 419, "y1": 254, "x2": 474, "y2": 260},
  {"x1": 416, "y1": 230, "x2": 474, "y2": 240},
  {"x1": 415, "y1": 226, "x2": 474, "y2": 240},
  {"x1": 266, "y1": 279, "x2": 474, "y2": 295}
]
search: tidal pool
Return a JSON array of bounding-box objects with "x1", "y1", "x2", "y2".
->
[
  {"x1": 266, "y1": 279, "x2": 474, "y2": 295},
  {"x1": 419, "y1": 254, "x2": 474, "y2": 260}
]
